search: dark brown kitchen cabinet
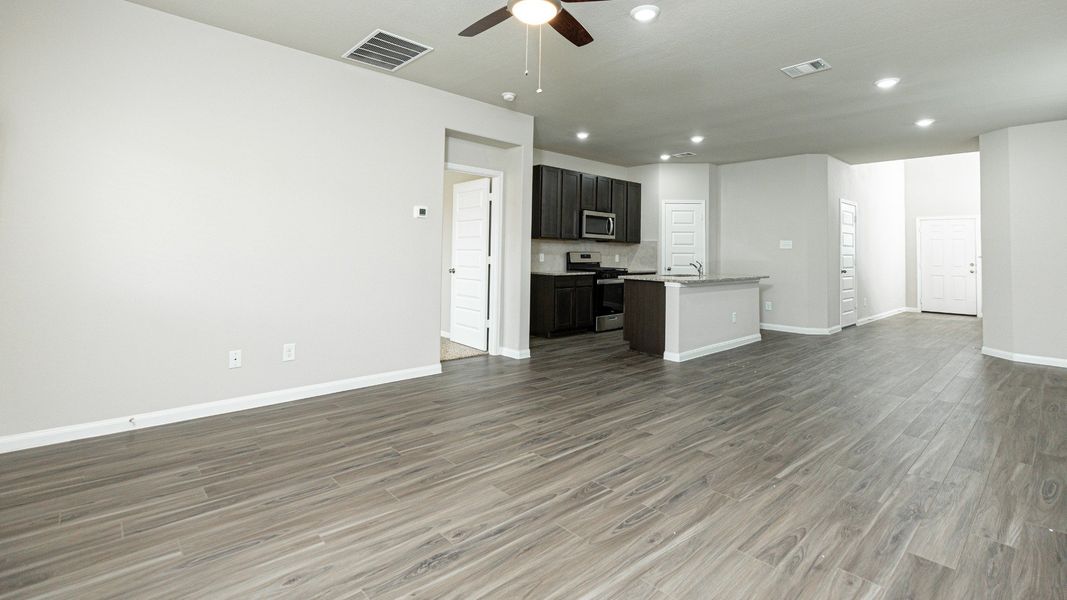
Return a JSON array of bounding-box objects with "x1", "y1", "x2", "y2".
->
[
  {"x1": 530, "y1": 274, "x2": 595, "y2": 337},
  {"x1": 595, "y1": 176, "x2": 612, "y2": 212},
  {"x1": 532, "y1": 165, "x2": 561, "y2": 239},
  {"x1": 611, "y1": 179, "x2": 627, "y2": 244},
  {"x1": 560, "y1": 169, "x2": 580, "y2": 240},
  {"x1": 580, "y1": 173, "x2": 597, "y2": 212},
  {"x1": 626, "y1": 182, "x2": 642, "y2": 243},
  {"x1": 532, "y1": 165, "x2": 641, "y2": 243}
]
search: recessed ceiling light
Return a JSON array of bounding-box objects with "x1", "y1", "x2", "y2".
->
[
  {"x1": 690, "y1": 135, "x2": 705, "y2": 144},
  {"x1": 875, "y1": 77, "x2": 900, "y2": 90},
  {"x1": 660, "y1": 154, "x2": 670, "y2": 161},
  {"x1": 509, "y1": 0, "x2": 561, "y2": 26},
  {"x1": 631, "y1": 5, "x2": 660, "y2": 23},
  {"x1": 915, "y1": 118, "x2": 936, "y2": 128},
  {"x1": 576, "y1": 131, "x2": 590, "y2": 140}
]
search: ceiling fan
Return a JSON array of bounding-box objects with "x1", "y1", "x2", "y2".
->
[{"x1": 459, "y1": 0, "x2": 612, "y2": 47}]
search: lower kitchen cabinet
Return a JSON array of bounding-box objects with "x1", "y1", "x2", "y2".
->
[{"x1": 531, "y1": 274, "x2": 595, "y2": 337}]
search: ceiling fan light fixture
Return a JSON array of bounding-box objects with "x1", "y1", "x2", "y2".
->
[
  {"x1": 631, "y1": 5, "x2": 661, "y2": 23},
  {"x1": 509, "y1": 0, "x2": 561, "y2": 26}
]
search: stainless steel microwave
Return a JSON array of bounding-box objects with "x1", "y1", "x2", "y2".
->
[{"x1": 582, "y1": 210, "x2": 616, "y2": 240}]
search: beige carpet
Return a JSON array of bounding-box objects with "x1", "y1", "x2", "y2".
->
[{"x1": 440, "y1": 337, "x2": 488, "y2": 361}]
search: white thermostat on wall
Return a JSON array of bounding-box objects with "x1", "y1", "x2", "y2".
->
[
  {"x1": 779, "y1": 240, "x2": 794, "y2": 249},
  {"x1": 413, "y1": 206, "x2": 429, "y2": 219}
]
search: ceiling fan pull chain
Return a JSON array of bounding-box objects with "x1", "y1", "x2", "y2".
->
[
  {"x1": 537, "y1": 24, "x2": 543, "y2": 93},
  {"x1": 524, "y1": 24, "x2": 530, "y2": 77}
]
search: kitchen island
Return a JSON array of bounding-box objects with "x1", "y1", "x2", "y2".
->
[{"x1": 621, "y1": 274, "x2": 768, "y2": 362}]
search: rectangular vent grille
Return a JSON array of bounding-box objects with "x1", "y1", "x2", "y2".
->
[
  {"x1": 672, "y1": 152, "x2": 697, "y2": 158},
  {"x1": 344, "y1": 29, "x2": 433, "y2": 72},
  {"x1": 780, "y1": 58, "x2": 832, "y2": 78}
]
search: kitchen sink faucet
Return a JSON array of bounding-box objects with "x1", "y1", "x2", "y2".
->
[{"x1": 689, "y1": 260, "x2": 704, "y2": 277}]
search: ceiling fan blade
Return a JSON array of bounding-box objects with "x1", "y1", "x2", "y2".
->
[
  {"x1": 549, "y1": 8, "x2": 594, "y2": 46},
  {"x1": 459, "y1": 6, "x2": 511, "y2": 37}
]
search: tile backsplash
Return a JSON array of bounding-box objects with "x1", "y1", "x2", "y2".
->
[{"x1": 532, "y1": 240, "x2": 658, "y2": 273}]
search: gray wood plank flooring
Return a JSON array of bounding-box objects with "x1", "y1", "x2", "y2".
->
[{"x1": 1, "y1": 313, "x2": 1064, "y2": 599}]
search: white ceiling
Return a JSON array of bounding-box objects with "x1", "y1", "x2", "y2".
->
[{"x1": 125, "y1": 0, "x2": 1067, "y2": 166}]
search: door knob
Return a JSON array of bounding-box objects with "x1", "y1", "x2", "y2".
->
[
  {"x1": 666, "y1": 266, "x2": 672, "y2": 271},
  {"x1": 841, "y1": 270, "x2": 847, "y2": 274},
  {"x1": 970, "y1": 270, "x2": 975, "y2": 273},
  {"x1": 448, "y1": 268, "x2": 456, "y2": 274}
]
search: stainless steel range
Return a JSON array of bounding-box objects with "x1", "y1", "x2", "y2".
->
[{"x1": 566, "y1": 251, "x2": 652, "y2": 332}]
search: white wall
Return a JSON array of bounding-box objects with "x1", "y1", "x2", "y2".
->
[
  {"x1": 980, "y1": 120, "x2": 1067, "y2": 366},
  {"x1": 441, "y1": 171, "x2": 483, "y2": 335},
  {"x1": 0, "y1": 0, "x2": 534, "y2": 439},
  {"x1": 849, "y1": 161, "x2": 907, "y2": 320},
  {"x1": 904, "y1": 153, "x2": 981, "y2": 308},
  {"x1": 720, "y1": 155, "x2": 834, "y2": 331}
]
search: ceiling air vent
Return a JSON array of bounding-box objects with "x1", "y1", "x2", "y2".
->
[
  {"x1": 343, "y1": 29, "x2": 433, "y2": 72},
  {"x1": 780, "y1": 58, "x2": 832, "y2": 78},
  {"x1": 672, "y1": 152, "x2": 697, "y2": 158}
]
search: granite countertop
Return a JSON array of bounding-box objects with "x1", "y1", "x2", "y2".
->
[
  {"x1": 619, "y1": 273, "x2": 769, "y2": 286},
  {"x1": 531, "y1": 271, "x2": 595, "y2": 277}
]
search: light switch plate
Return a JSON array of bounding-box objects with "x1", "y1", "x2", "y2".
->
[
  {"x1": 539, "y1": 253, "x2": 545, "y2": 263},
  {"x1": 779, "y1": 240, "x2": 793, "y2": 249},
  {"x1": 764, "y1": 302, "x2": 773, "y2": 311},
  {"x1": 282, "y1": 343, "x2": 296, "y2": 362}
]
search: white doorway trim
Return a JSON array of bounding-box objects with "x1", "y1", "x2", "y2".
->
[
  {"x1": 840, "y1": 199, "x2": 858, "y2": 328},
  {"x1": 660, "y1": 199, "x2": 707, "y2": 275},
  {"x1": 445, "y1": 162, "x2": 504, "y2": 356},
  {"x1": 916, "y1": 215, "x2": 982, "y2": 317}
]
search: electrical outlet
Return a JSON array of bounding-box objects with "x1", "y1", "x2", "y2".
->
[
  {"x1": 731, "y1": 312, "x2": 737, "y2": 323},
  {"x1": 228, "y1": 350, "x2": 242, "y2": 369},
  {"x1": 764, "y1": 301, "x2": 773, "y2": 311},
  {"x1": 282, "y1": 343, "x2": 296, "y2": 362},
  {"x1": 538, "y1": 253, "x2": 545, "y2": 263},
  {"x1": 615, "y1": 254, "x2": 620, "y2": 263}
]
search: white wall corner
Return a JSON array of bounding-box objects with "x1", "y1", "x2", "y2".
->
[{"x1": 500, "y1": 347, "x2": 531, "y2": 360}]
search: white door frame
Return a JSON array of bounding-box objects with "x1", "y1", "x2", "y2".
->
[
  {"x1": 660, "y1": 199, "x2": 707, "y2": 274},
  {"x1": 445, "y1": 162, "x2": 504, "y2": 356},
  {"x1": 916, "y1": 215, "x2": 982, "y2": 317},
  {"x1": 840, "y1": 199, "x2": 858, "y2": 328}
]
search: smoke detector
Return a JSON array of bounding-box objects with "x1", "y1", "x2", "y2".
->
[{"x1": 780, "y1": 58, "x2": 832, "y2": 78}]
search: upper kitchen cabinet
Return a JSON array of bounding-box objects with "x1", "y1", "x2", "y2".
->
[
  {"x1": 532, "y1": 165, "x2": 642, "y2": 243},
  {"x1": 626, "y1": 182, "x2": 642, "y2": 243},
  {"x1": 532, "y1": 165, "x2": 561, "y2": 239}
]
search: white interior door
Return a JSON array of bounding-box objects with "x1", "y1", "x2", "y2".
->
[
  {"x1": 920, "y1": 218, "x2": 978, "y2": 315},
  {"x1": 840, "y1": 200, "x2": 857, "y2": 328},
  {"x1": 449, "y1": 179, "x2": 490, "y2": 350},
  {"x1": 662, "y1": 202, "x2": 706, "y2": 274}
]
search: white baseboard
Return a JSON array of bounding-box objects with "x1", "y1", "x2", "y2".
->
[
  {"x1": 857, "y1": 307, "x2": 909, "y2": 326},
  {"x1": 904, "y1": 307, "x2": 921, "y2": 313},
  {"x1": 664, "y1": 334, "x2": 762, "y2": 363},
  {"x1": 760, "y1": 323, "x2": 841, "y2": 336},
  {"x1": 440, "y1": 330, "x2": 450, "y2": 338},
  {"x1": 500, "y1": 347, "x2": 531, "y2": 360},
  {"x1": 0, "y1": 363, "x2": 443, "y2": 455},
  {"x1": 981, "y1": 347, "x2": 1067, "y2": 369}
]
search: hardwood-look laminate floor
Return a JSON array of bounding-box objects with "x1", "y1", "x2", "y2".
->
[{"x1": 1, "y1": 313, "x2": 1064, "y2": 599}]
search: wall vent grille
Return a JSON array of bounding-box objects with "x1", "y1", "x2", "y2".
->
[
  {"x1": 343, "y1": 29, "x2": 433, "y2": 72},
  {"x1": 780, "y1": 58, "x2": 832, "y2": 78},
  {"x1": 672, "y1": 152, "x2": 697, "y2": 158}
]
